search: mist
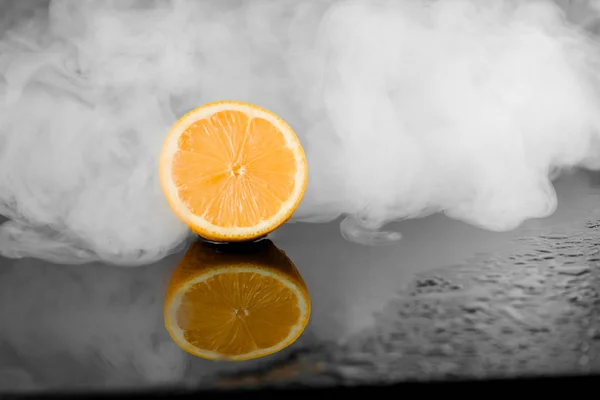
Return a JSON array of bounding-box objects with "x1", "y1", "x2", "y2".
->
[
  {"x1": 2, "y1": 0, "x2": 600, "y2": 265},
  {"x1": 0, "y1": 255, "x2": 190, "y2": 389}
]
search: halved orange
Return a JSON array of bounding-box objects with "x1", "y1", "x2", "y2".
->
[
  {"x1": 164, "y1": 240, "x2": 311, "y2": 361},
  {"x1": 159, "y1": 100, "x2": 308, "y2": 242}
]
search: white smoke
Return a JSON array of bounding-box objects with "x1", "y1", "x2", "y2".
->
[{"x1": 2, "y1": 0, "x2": 600, "y2": 265}]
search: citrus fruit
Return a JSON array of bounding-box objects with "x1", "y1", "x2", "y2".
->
[
  {"x1": 159, "y1": 100, "x2": 308, "y2": 242},
  {"x1": 164, "y1": 239, "x2": 311, "y2": 361}
]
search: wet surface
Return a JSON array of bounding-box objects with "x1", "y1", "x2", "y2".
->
[
  {"x1": 2, "y1": 0, "x2": 600, "y2": 394},
  {"x1": 1, "y1": 172, "x2": 600, "y2": 392}
]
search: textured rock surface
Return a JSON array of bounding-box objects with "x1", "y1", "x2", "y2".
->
[{"x1": 213, "y1": 219, "x2": 600, "y2": 389}]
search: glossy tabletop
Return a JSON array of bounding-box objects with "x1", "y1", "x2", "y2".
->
[{"x1": 1, "y1": 174, "x2": 600, "y2": 391}]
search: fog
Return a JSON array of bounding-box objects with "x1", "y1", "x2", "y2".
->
[{"x1": 2, "y1": 0, "x2": 600, "y2": 390}]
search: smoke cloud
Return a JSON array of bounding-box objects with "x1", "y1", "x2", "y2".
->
[{"x1": 2, "y1": 0, "x2": 600, "y2": 265}]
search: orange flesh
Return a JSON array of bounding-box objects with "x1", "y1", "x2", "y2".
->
[
  {"x1": 176, "y1": 272, "x2": 301, "y2": 356},
  {"x1": 171, "y1": 110, "x2": 297, "y2": 228}
]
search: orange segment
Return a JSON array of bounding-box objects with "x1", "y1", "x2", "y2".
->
[
  {"x1": 164, "y1": 240, "x2": 311, "y2": 361},
  {"x1": 159, "y1": 101, "x2": 308, "y2": 241}
]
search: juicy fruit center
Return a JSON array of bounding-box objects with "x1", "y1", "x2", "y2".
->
[
  {"x1": 230, "y1": 163, "x2": 245, "y2": 177},
  {"x1": 176, "y1": 272, "x2": 301, "y2": 356},
  {"x1": 171, "y1": 110, "x2": 297, "y2": 229}
]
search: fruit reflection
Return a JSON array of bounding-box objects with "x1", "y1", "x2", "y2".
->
[{"x1": 164, "y1": 239, "x2": 311, "y2": 361}]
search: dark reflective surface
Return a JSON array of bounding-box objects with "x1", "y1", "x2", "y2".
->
[
  {"x1": 2, "y1": 0, "x2": 600, "y2": 393},
  {"x1": 1, "y1": 173, "x2": 599, "y2": 391}
]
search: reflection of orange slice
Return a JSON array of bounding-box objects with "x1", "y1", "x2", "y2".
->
[
  {"x1": 164, "y1": 240, "x2": 311, "y2": 361},
  {"x1": 159, "y1": 100, "x2": 308, "y2": 242}
]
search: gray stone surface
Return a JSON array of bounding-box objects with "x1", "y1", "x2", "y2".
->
[{"x1": 212, "y1": 218, "x2": 600, "y2": 389}]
